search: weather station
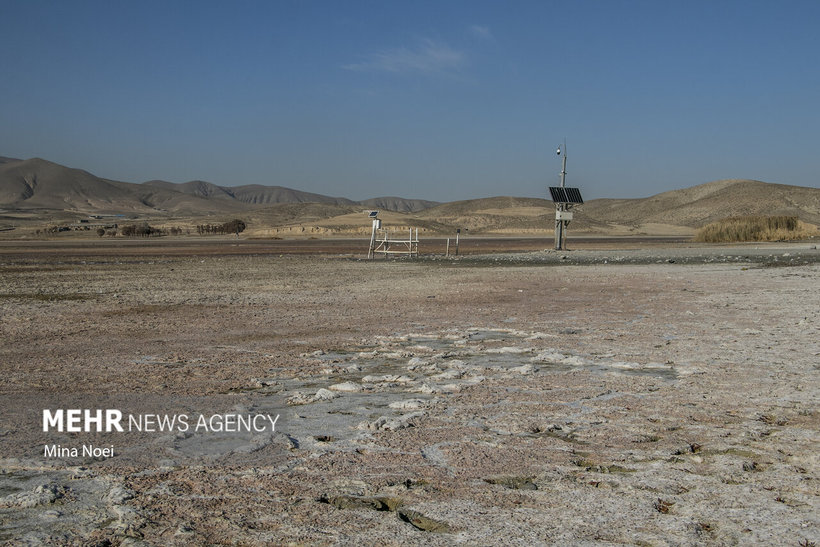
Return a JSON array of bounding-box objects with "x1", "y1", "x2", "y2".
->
[
  {"x1": 366, "y1": 210, "x2": 418, "y2": 259},
  {"x1": 548, "y1": 142, "x2": 583, "y2": 250}
]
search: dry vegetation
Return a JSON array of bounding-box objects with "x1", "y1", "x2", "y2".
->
[{"x1": 694, "y1": 215, "x2": 817, "y2": 242}]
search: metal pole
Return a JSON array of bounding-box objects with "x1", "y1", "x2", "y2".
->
[
  {"x1": 560, "y1": 218, "x2": 567, "y2": 250},
  {"x1": 368, "y1": 218, "x2": 377, "y2": 258},
  {"x1": 555, "y1": 141, "x2": 567, "y2": 250},
  {"x1": 560, "y1": 142, "x2": 567, "y2": 188},
  {"x1": 555, "y1": 204, "x2": 564, "y2": 250},
  {"x1": 446, "y1": 238, "x2": 450, "y2": 257}
]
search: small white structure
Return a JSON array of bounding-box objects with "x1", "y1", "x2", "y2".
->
[{"x1": 367, "y1": 211, "x2": 419, "y2": 258}]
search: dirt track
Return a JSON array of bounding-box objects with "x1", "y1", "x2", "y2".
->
[{"x1": 0, "y1": 240, "x2": 818, "y2": 545}]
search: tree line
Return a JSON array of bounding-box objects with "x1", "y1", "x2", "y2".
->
[
  {"x1": 38, "y1": 219, "x2": 247, "y2": 237},
  {"x1": 196, "y1": 219, "x2": 247, "y2": 235}
]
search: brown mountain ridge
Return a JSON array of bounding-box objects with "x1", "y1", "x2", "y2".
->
[
  {"x1": 0, "y1": 157, "x2": 438, "y2": 216},
  {"x1": 1, "y1": 156, "x2": 818, "y2": 235}
]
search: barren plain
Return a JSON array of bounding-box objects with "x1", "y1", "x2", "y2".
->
[{"x1": 0, "y1": 239, "x2": 818, "y2": 545}]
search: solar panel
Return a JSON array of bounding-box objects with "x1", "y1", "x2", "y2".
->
[{"x1": 549, "y1": 187, "x2": 584, "y2": 204}]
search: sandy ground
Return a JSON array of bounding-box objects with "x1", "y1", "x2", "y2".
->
[{"x1": 0, "y1": 240, "x2": 818, "y2": 545}]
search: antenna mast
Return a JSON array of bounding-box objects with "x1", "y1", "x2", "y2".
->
[
  {"x1": 555, "y1": 141, "x2": 567, "y2": 248},
  {"x1": 559, "y1": 140, "x2": 567, "y2": 188}
]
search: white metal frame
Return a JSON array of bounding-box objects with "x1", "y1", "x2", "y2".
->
[{"x1": 369, "y1": 227, "x2": 419, "y2": 258}]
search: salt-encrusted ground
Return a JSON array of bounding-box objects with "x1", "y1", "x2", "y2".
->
[{"x1": 0, "y1": 242, "x2": 818, "y2": 545}]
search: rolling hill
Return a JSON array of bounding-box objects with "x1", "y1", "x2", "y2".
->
[
  {"x1": 360, "y1": 196, "x2": 440, "y2": 213},
  {"x1": 0, "y1": 157, "x2": 435, "y2": 216},
  {"x1": 0, "y1": 158, "x2": 255, "y2": 215},
  {"x1": 0, "y1": 158, "x2": 151, "y2": 213},
  {"x1": 581, "y1": 179, "x2": 820, "y2": 228},
  {"x1": 144, "y1": 179, "x2": 358, "y2": 207},
  {"x1": 1, "y1": 156, "x2": 818, "y2": 236}
]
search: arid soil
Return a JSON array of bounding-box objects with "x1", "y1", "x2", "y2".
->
[
  {"x1": 0, "y1": 235, "x2": 694, "y2": 257},
  {"x1": 0, "y1": 240, "x2": 818, "y2": 545}
]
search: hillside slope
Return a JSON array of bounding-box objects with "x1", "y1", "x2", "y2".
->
[
  {"x1": 143, "y1": 180, "x2": 239, "y2": 200},
  {"x1": 582, "y1": 179, "x2": 820, "y2": 227},
  {"x1": 359, "y1": 196, "x2": 440, "y2": 213},
  {"x1": 0, "y1": 158, "x2": 426, "y2": 215},
  {"x1": 0, "y1": 158, "x2": 148, "y2": 212},
  {"x1": 0, "y1": 159, "x2": 245, "y2": 215},
  {"x1": 2, "y1": 156, "x2": 818, "y2": 235}
]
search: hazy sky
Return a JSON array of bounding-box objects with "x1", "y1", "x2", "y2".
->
[{"x1": 1, "y1": 1, "x2": 818, "y2": 201}]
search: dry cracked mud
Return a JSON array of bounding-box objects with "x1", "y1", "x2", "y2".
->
[{"x1": 0, "y1": 241, "x2": 818, "y2": 545}]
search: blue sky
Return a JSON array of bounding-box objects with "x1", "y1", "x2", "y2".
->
[{"x1": 1, "y1": 1, "x2": 818, "y2": 201}]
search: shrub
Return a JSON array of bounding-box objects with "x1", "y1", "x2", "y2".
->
[
  {"x1": 223, "y1": 219, "x2": 246, "y2": 234},
  {"x1": 121, "y1": 223, "x2": 165, "y2": 237},
  {"x1": 196, "y1": 219, "x2": 247, "y2": 235}
]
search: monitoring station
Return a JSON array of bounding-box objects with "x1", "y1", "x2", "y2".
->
[
  {"x1": 548, "y1": 143, "x2": 584, "y2": 250},
  {"x1": 367, "y1": 211, "x2": 419, "y2": 258}
]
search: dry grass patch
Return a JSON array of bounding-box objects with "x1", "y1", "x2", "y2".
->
[{"x1": 694, "y1": 215, "x2": 817, "y2": 242}]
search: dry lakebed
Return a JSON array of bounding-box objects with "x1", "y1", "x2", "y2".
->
[{"x1": 0, "y1": 240, "x2": 818, "y2": 545}]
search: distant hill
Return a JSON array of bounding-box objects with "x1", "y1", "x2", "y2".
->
[
  {"x1": 245, "y1": 202, "x2": 363, "y2": 225},
  {"x1": 229, "y1": 185, "x2": 355, "y2": 206},
  {"x1": 407, "y1": 183, "x2": 820, "y2": 234},
  {"x1": 415, "y1": 196, "x2": 615, "y2": 233},
  {"x1": 145, "y1": 181, "x2": 440, "y2": 211},
  {"x1": 2, "y1": 156, "x2": 818, "y2": 236},
  {"x1": 143, "y1": 179, "x2": 239, "y2": 200},
  {"x1": 0, "y1": 158, "x2": 147, "y2": 213},
  {"x1": 582, "y1": 179, "x2": 820, "y2": 228},
  {"x1": 360, "y1": 196, "x2": 440, "y2": 213},
  {"x1": 0, "y1": 158, "x2": 246, "y2": 215},
  {"x1": 145, "y1": 180, "x2": 357, "y2": 207},
  {"x1": 418, "y1": 196, "x2": 548, "y2": 217},
  {"x1": 0, "y1": 157, "x2": 437, "y2": 215}
]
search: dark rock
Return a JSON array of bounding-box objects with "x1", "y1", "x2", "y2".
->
[
  {"x1": 397, "y1": 508, "x2": 452, "y2": 533},
  {"x1": 319, "y1": 494, "x2": 403, "y2": 512},
  {"x1": 484, "y1": 476, "x2": 538, "y2": 490}
]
